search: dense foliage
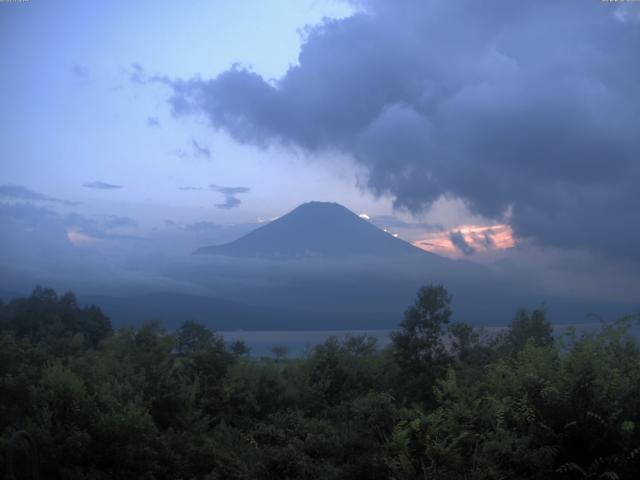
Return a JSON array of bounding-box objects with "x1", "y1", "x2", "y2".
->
[{"x1": 1, "y1": 286, "x2": 639, "y2": 479}]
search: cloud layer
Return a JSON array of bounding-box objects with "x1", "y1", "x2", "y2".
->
[
  {"x1": 191, "y1": 139, "x2": 212, "y2": 160},
  {"x1": 83, "y1": 181, "x2": 123, "y2": 190},
  {"x1": 209, "y1": 184, "x2": 250, "y2": 209},
  {"x1": 157, "y1": 0, "x2": 640, "y2": 260},
  {"x1": 0, "y1": 184, "x2": 79, "y2": 206},
  {"x1": 449, "y1": 231, "x2": 475, "y2": 256}
]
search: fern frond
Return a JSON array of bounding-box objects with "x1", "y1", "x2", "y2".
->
[
  {"x1": 556, "y1": 462, "x2": 587, "y2": 477},
  {"x1": 586, "y1": 411, "x2": 606, "y2": 427},
  {"x1": 597, "y1": 472, "x2": 619, "y2": 480}
]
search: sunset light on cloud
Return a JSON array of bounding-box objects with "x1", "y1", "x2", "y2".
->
[
  {"x1": 413, "y1": 224, "x2": 515, "y2": 257},
  {"x1": 67, "y1": 230, "x2": 98, "y2": 246}
]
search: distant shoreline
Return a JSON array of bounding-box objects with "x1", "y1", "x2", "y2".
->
[{"x1": 218, "y1": 321, "x2": 638, "y2": 357}]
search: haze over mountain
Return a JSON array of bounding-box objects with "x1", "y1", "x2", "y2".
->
[
  {"x1": 174, "y1": 201, "x2": 636, "y2": 329},
  {"x1": 1, "y1": 200, "x2": 635, "y2": 330},
  {"x1": 196, "y1": 201, "x2": 429, "y2": 258}
]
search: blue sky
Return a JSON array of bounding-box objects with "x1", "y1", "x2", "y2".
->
[
  {"x1": 1, "y1": 0, "x2": 486, "y2": 245},
  {"x1": 1, "y1": 0, "x2": 380, "y2": 221}
]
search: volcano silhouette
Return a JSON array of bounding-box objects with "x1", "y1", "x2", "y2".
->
[{"x1": 195, "y1": 201, "x2": 429, "y2": 258}]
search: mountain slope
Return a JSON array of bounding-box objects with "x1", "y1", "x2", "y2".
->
[{"x1": 196, "y1": 201, "x2": 430, "y2": 258}]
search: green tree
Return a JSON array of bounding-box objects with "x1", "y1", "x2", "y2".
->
[
  {"x1": 271, "y1": 345, "x2": 289, "y2": 362},
  {"x1": 448, "y1": 322, "x2": 479, "y2": 361},
  {"x1": 176, "y1": 320, "x2": 215, "y2": 354},
  {"x1": 391, "y1": 284, "x2": 452, "y2": 404},
  {"x1": 504, "y1": 308, "x2": 554, "y2": 354}
]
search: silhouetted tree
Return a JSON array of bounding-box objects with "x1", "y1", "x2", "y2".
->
[
  {"x1": 448, "y1": 321, "x2": 479, "y2": 361},
  {"x1": 505, "y1": 308, "x2": 554, "y2": 353},
  {"x1": 176, "y1": 320, "x2": 215, "y2": 354},
  {"x1": 391, "y1": 284, "x2": 453, "y2": 404}
]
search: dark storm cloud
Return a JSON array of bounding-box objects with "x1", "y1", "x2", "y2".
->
[
  {"x1": 209, "y1": 184, "x2": 250, "y2": 210},
  {"x1": 83, "y1": 181, "x2": 123, "y2": 190},
  {"x1": 0, "y1": 184, "x2": 79, "y2": 206},
  {"x1": 155, "y1": 0, "x2": 640, "y2": 260},
  {"x1": 449, "y1": 231, "x2": 475, "y2": 256}
]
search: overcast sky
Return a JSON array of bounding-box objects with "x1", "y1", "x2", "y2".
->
[{"x1": 1, "y1": 0, "x2": 639, "y2": 302}]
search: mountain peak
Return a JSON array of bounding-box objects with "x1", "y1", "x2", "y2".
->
[
  {"x1": 286, "y1": 201, "x2": 360, "y2": 220},
  {"x1": 196, "y1": 202, "x2": 427, "y2": 258},
  {"x1": 296, "y1": 201, "x2": 341, "y2": 208}
]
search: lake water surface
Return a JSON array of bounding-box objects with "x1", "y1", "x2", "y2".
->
[{"x1": 219, "y1": 322, "x2": 637, "y2": 357}]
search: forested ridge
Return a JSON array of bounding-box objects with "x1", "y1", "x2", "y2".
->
[{"x1": 1, "y1": 286, "x2": 639, "y2": 479}]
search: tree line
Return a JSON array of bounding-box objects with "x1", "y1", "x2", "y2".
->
[{"x1": 1, "y1": 285, "x2": 639, "y2": 479}]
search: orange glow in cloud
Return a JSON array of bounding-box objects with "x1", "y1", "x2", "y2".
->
[
  {"x1": 412, "y1": 224, "x2": 515, "y2": 257},
  {"x1": 67, "y1": 230, "x2": 98, "y2": 246}
]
